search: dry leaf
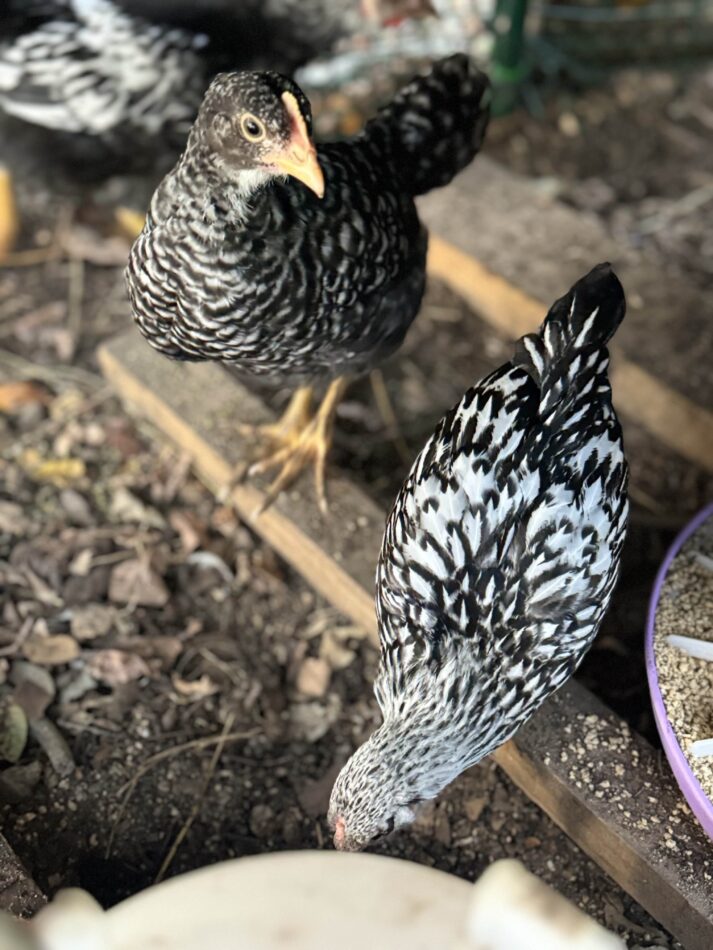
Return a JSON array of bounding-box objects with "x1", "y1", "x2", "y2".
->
[
  {"x1": 108, "y1": 559, "x2": 169, "y2": 607},
  {"x1": 0, "y1": 699, "x2": 28, "y2": 763},
  {"x1": 29, "y1": 718, "x2": 74, "y2": 776},
  {"x1": 109, "y1": 487, "x2": 165, "y2": 529},
  {"x1": 68, "y1": 548, "x2": 93, "y2": 577},
  {"x1": 169, "y1": 510, "x2": 203, "y2": 554},
  {"x1": 0, "y1": 500, "x2": 29, "y2": 535},
  {"x1": 295, "y1": 657, "x2": 331, "y2": 698},
  {"x1": 49, "y1": 388, "x2": 84, "y2": 422},
  {"x1": 11, "y1": 661, "x2": 55, "y2": 720},
  {"x1": 0, "y1": 761, "x2": 42, "y2": 803},
  {"x1": 70, "y1": 604, "x2": 116, "y2": 641},
  {"x1": 319, "y1": 630, "x2": 356, "y2": 671},
  {"x1": 171, "y1": 673, "x2": 218, "y2": 701},
  {"x1": 464, "y1": 796, "x2": 488, "y2": 823},
  {"x1": 86, "y1": 649, "x2": 150, "y2": 686},
  {"x1": 289, "y1": 695, "x2": 341, "y2": 743},
  {"x1": 0, "y1": 380, "x2": 51, "y2": 413},
  {"x1": 20, "y1": 449, "x2": 86, "y2": 487},
  {"x1": 23, "y1": 634, "x2": 80, "y2": 666},
  {"x1": 59, "y1": 489, "x2": 93, "y2": 526}
]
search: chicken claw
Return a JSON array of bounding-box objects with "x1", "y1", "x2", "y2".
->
[{"x1": 242, "y1": 378, "x2": 348, "y2": 515}]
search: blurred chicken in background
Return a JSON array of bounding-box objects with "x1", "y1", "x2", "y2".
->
[{"x1": 0, "y1": 0, "x2": 434, "y2": 262}]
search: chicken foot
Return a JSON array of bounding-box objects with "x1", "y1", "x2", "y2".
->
[{"x1": 241, "y1": 377, "x2": 349, "y2": 515}]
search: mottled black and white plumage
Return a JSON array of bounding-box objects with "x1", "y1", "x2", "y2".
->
[
  {"x1": 126, "y1": 55, "x2": 490, "y2": 380},
  {"x1": 328, "y1": 264, "x2": 629, "y2": 851},
  {"x1": 0, "y1": 0, "x2": 209, "y2": 179}
]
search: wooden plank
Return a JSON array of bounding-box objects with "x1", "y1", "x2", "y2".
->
[
  {"x1": 419, "y1": 159, "x2": 713, "y2": 474},
  {"x1": 97, "y1": 331, "x2": 380, "y2": 643},
  {"x1": 427, "y1": 236, "x2": 713, "y2": 475},
  {"x1": 100, "y1": 328, "x2": 713, "y2": 950},
  {"x1": 492, "y1": 682, "x2": 713, "y2": 950},
  {"x1": 0, "y1": 834, "x2": 45, "y2": 918}
]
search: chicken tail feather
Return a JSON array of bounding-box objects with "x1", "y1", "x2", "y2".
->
[
  {"x1": 513, "y1": 263, "x2": 626, "y2": 416},
  {"x1": 366, "y1": 54, "x2": 491, "y2": 198}
]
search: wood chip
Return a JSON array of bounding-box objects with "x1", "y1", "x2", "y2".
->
[
  {"x1": 108, "y1": 559, "x2": 169, "y2": 607},
  {"x1": 171, "y1": 673, "x2": 218, "y2": 701},
  {"x1": 68, "y1": 548, "x2": 93, "y2": 577},
  {"x1": 20, "y1": 449, "x2": 86, "y2": 487},
  {"x1": 169, "y1": 510, "x2": 204, "y2": 554},
  {"x1": 464, "y1": 795, "x2": 488, "y2": 823},
  {"x1": 109, "y1": 487, "x2": 165, "y2": 529},
  {"x1": 295, "y1": 657, "x2": 331, "y2": 698},
  {"x1": 0, "y1": 380, "x2": 51, "y2": 413},
  {"x1": 23, "y1": 635, "x2": 80, "y2": 666}
]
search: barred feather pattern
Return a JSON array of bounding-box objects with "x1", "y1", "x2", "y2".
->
[
  {"x1": 0, "y1": 0, "x2": 206, "y2": 151},
  {"x1": 126, "y1": 57, "x2": 490, "y2": 382},
  {"x1": 365, "y1": 52, "x2": 491, "y2": 197},
  {"x1": 328, "y1": 264, "x2": 629, "y2": 850}
]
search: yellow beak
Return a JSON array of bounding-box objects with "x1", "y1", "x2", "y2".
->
[{"x1": 266, "y1": 91, "x2": 325, "y2": 199}]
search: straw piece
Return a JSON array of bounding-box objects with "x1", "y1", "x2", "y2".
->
[{"x1": 666, "y1": 634, "x2": 713, "y2": 662}]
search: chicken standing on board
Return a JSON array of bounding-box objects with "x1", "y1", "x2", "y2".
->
[
  {"x1": 328, "y1": 264, "x2": 629, "y2": 851},
  {"x1": 126, "y1": 55, "x2": 491, "y2": 512},
  {"x1": 0, "y1": 0, "x2": 425, "y2": 260}
]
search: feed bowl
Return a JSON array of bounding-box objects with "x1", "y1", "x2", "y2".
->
[{"x1": 645, "y1": 501, "x2": 713, "y2": 841}]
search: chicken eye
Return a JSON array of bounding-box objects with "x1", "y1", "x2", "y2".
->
[{"x1": 240, "y1": 113, "x2": 265, "y2": 142}]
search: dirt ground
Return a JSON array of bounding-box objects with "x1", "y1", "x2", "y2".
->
[{"x1": 1, "y1": 62, "x2": 712, "y2": 949}]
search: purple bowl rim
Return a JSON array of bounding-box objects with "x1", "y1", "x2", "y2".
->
[{"x1": 645, "y1": 501, "x2": 713, "y2": 838}]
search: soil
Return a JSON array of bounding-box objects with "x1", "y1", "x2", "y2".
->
[
  {"x1": 0, "y1": 390, "x2": 680, "y2": 948},
  {"x1": 486, "y1": 66, "x2": 713, "y2": 292},
  {"x1": 1, "y1": 57, "x2": 712, "y2": 950},
  {"x1": 654, "y1": 514, "x2": 713, "y2": 802}
]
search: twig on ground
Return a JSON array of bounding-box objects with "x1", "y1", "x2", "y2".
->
[
  {"x1": 0, "y1": 618, "x2": 34, "y2": 658},
  {"x1": 0, "y1": 346, "x2": 102, "y2": 389},
  {"x1": 153, "y1": 714, "x2": 236, "y2": 884},
  {"x1": 369, "y1": 368, "x2": 412, "y2": 466},
  {"x1": 105, "y1": 726, "x2": 259, "y2": 860},
  {"x1": 66, "y1": 256, "x2": 85, "y2": 358}
]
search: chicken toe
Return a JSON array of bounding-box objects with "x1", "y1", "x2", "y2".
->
[{"x1": 246, "y1": 378, "x2": 348, "y2": 515}]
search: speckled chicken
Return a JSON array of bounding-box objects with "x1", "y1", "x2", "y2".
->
[
  {"x1": 328, "y1": 264, "x2": 629, "y2": 851},
  {"x1": 0, "y1": 0, "x2": 418, "y2": 258},
  {"x1": 126, "y1": 55, "x2": 491, "y2": 511}
]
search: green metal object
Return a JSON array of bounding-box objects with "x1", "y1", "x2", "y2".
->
[
  {"x1": 490, "y1": 0, "x2": 531, "y2": 114},
  {"x1": 535, "y1": 1, "x2": 713, "y2": 73}
]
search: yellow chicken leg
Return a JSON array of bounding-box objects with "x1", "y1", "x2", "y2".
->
[
  {"x1": 244, "y1": 378, "x2": 349, "y2": 515},
  {"x1": 0, "y1": 167, "x2": 20, "y2": 262},
  {"x1": 114, "y1": 206, "x2": 147, "y2": 241}
]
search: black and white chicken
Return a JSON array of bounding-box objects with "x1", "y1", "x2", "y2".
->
[
  {"x1": 328, "y1": 263, "x2": 629, "y2": 850},
  {"x1": 126, "y1": 55, "x2": 491, "y2": 512}
]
